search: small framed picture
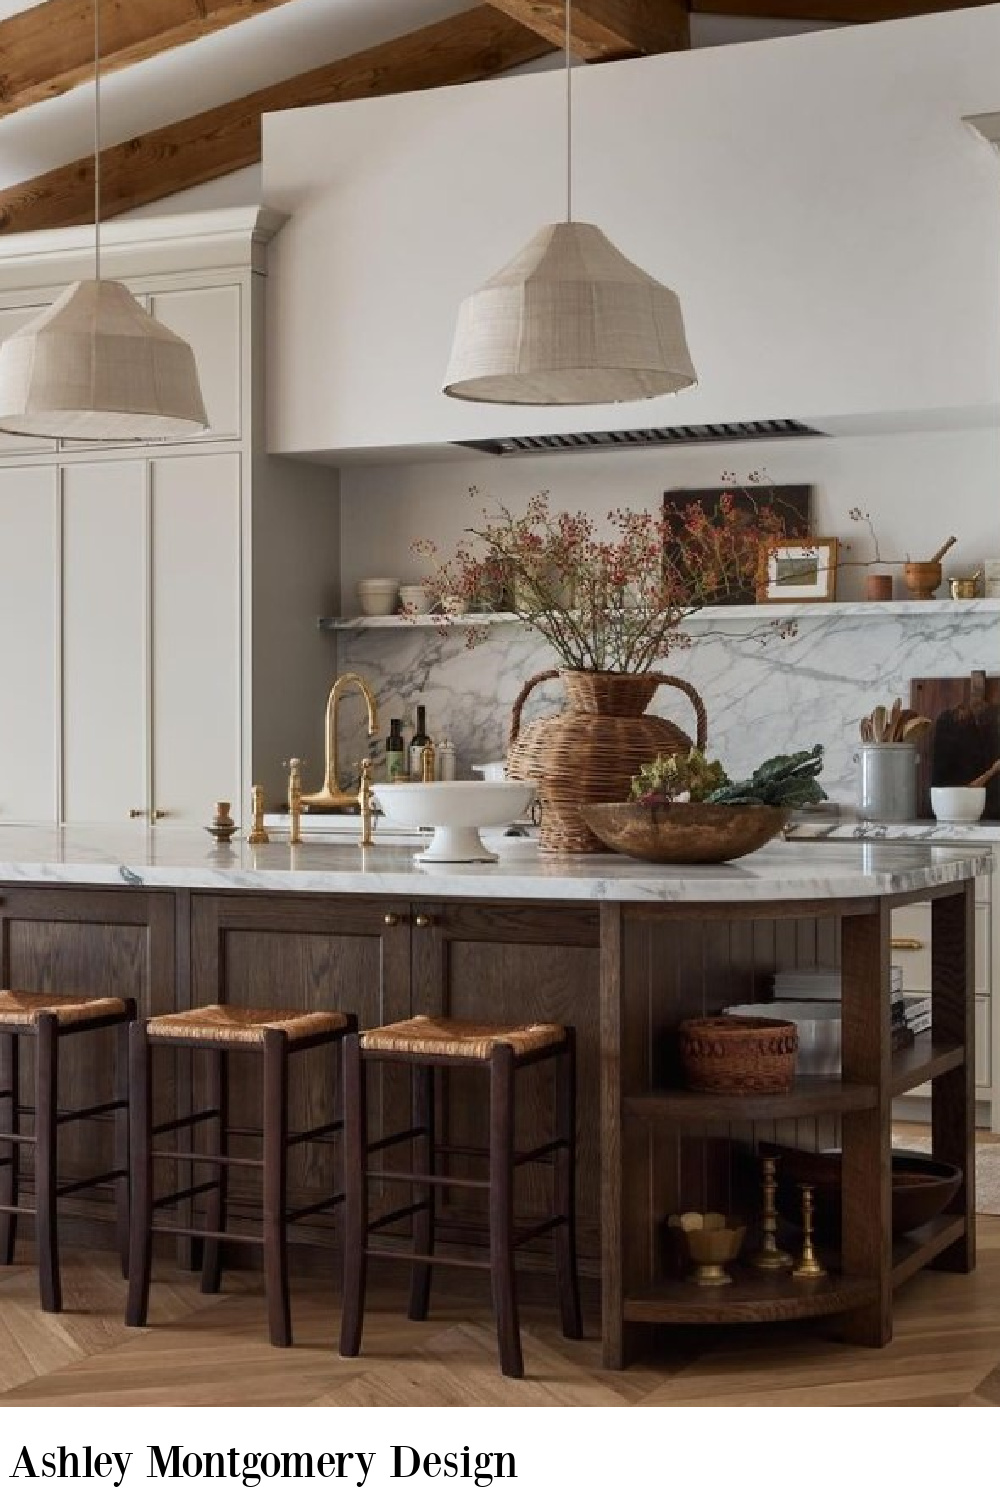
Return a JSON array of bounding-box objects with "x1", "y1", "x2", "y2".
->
[{"x1": 757, "y1": 537, "x2": 839, "y2": 603}]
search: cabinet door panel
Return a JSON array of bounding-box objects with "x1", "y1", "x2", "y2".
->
[
  {"x1": 0, "y1": 467, "x2": 58, "y2": 820},
  {"x1": 0, "y1": 307, "x2": 58, "y2": 455},
  {"x1": 413, "y1": 902, "x2": 601, "y2": 1264},
  {"x1": 151, "y1": 453, "x2": 241, "y2": 825},
  {"x1": 0, "y1": 886, "x2": 175, "y2": 1235},
  {"x1": 61, "y1": 461, "x2": 147, "y2": 822},
  {"x1": 191, "y1": 895, "x2": 410, "y2": 1231},
  {"x1": 148, "y1": 285, "x2": 241, "y2": 441}
]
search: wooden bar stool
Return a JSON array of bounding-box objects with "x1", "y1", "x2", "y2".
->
[
  {"x1": 0, "y1": 990, "x2": 135, "y2": 1312},
  {"x1": 126, "y1": 1003, "x2": 355, "y2": 1347},
  {"x1": 339, "y1": 1015, "x2": 582, "y2": 1379}
]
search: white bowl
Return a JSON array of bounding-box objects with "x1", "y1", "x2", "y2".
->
[
  {"x1": 724, "y1": 1001, "x2": 841, "y2": 1075},
  {"x1": 472, "y1": 761, "x2": 508, "y2": 782},
  {"x1": 398, "y1": 585, "x2": 431, "y2": 614},
  {"x1": 374, "y1": 779, "x2": 536, "y2": 862},
  {"x1": 930, "y1": 786, "x2": 986, "y2": 823},
  {"x1": 357, "y1": 577, "x2": 400, "y2": 616}
]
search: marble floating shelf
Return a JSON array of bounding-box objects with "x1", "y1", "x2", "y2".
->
[{"x1": 319, "y1": 598, "x2": 1000, "y2": 630}]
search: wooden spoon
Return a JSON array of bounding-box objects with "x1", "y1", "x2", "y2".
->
[
  {"x1": 900, "y1": 715, "x2": 932, "y2": 740},
  {"x1": 969, "y1": 758, "x2": 1000, "y2": 789},
  {"x1": 887, "y1": 697, "x2": 903, "y2": 742},
  {"x1": 872, "y1": 704, "x2": 889, "y2": 743}
]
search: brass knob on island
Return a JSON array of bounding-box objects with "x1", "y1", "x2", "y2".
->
[
  {"x1": 383, "y1": 913, "x2": 402, "y2": 927},
  {"x1": 414, "y1": 914, "x2": 434, "y2": 928}
]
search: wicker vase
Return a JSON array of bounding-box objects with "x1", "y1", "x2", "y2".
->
[{"x1": 506, "y1": 669, "x2": 708, "y2": 853}]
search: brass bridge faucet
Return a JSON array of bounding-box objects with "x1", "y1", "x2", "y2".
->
[{"x1": 300, "y1": 673, "x2": 379, "y2": 811}]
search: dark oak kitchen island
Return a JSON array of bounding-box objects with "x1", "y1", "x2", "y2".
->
[{"x1": 0, "y1": 827, "x2": 989, "y2": 1368}]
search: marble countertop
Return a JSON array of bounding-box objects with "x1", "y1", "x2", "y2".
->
[
  {"x1": 0, "y1": 824, "x2": 989, "y2": 904},
  {"x1": 786, "y1": 817, "x2": 1000, "y2": 844}
]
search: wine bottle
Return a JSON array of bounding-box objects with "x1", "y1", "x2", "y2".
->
[
  {"x1": 408, "y1": 704, "x2": 430, "y2": 779},
  {"x1": 386, "y1": 718, "x2": 407, "y2": 781}
]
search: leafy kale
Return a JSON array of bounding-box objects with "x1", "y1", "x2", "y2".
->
[{"x1": 705, "y1": 745, "x2": 826, "y2": 808}]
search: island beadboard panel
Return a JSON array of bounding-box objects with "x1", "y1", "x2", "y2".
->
[{"x1": 332, "y1": 607, "x2": 1000, "y2": 807}]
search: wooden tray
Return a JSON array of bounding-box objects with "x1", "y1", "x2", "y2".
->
[{"x1": 909, "y1": 671, "x2": 1000, "y2": 819}]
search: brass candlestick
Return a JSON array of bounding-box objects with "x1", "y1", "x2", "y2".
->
[
  {"x1": 748, "y1": 1156, "x2": 793, "y2": 1271},
  {"x1": 247, "y1": 784, "x2": 269, "y2": 845},
  {"x1": 791, "y1": 1185, "x2": 828, "y2": 1280}
]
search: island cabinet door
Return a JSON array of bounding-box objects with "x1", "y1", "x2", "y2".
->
[
  {"x1": 410, "y1": 901, "x2": 602, "y2": 1266},
  {"x1": 0, "y1": 885, "x2": 176, "y2": 1244},
  {"x1": 189, "y1": 893, "x2": 412, "y2": 1239}
]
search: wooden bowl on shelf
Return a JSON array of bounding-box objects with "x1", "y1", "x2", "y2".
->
[
  {"x1": 762, "y1": 1141, "x2": 962, "y2": 1241},
  {"x1": 578, "y1": 801, "x2": 787, "y2": 864}
]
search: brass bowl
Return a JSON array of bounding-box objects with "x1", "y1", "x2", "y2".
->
[
  {"x1": 903, "y1": 560, "x2": 942, "y2": 599},
  {"x1": 578, "y1": 801, "x2": 787, "y2": 863},
  {"x1": 668, "y1": 1214, "x2": 746, "y2": 1286}
]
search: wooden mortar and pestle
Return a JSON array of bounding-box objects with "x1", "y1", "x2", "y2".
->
[{"x1": 904, "y1": 536, "x2": 957, "y2": 600}]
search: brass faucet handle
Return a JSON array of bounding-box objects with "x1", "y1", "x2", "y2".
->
[
  {"x1": 358, "y1": 757, "x2": 375, "y2": 848},
  {"x1": 248, "y1": 783, "x2": 270, "y2": 846},
  {"x1": 285, "y1": 758, "x2": 305, "y2": 845}
]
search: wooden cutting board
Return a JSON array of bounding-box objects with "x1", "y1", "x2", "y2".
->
[{"x1": 909, "y1": 671, "x2": 1000, "y2": 819}]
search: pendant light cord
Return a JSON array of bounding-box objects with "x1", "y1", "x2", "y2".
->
[
  {"x1": 565, "y1": 0, "x2": 573, "y2": 222},
  {"x1": 94, "y1": 0, "x2": 101, "y2": 283}
]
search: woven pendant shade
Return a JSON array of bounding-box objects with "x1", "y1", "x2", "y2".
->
[
  {"x1": 0, "y1": 279, "x2": 207, "y2": 441},
  {"x1": 443, "y1": 220, "x2": 696, "y2": 406}
]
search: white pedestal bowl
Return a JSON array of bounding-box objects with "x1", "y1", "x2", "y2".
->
[{"x1": 373, "y1": 780, "x2": 537, "y2": 862}]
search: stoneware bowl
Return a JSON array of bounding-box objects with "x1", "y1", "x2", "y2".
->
[
  {"x1": 357, "y1": 577, "x2": 400, "y2": 616},
  {"x1": 930, "y1": 786, "x2": 987, "y2": 823},
  {"x1": 579, "y1": 801, "x2": 787, "y2": 863},
  {"x1": 398, "y1": 585, "x2": 432, "y2": 614}
]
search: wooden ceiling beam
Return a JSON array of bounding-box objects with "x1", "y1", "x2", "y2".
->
[
  {"x1": 689, "y1": 0, "x2": 995, "y2": 21},
  {"x1": 0, "y1": 0, "x2": 311, "y2": 119},
  {"x1": 0, "y1": 6, "x2": 554, "y2": 235},
  {"x1": 488, "y1": 1, "x2": 689, "y2": 60}
]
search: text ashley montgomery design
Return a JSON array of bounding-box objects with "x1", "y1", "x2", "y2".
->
[{"x1": 9, "y1": 1445, "x2": 517, "y2": 1488}]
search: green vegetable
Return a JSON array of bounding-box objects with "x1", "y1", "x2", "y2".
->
[
  {"x1": 630, "y1": 748, "x2": 730, "y2": 805},
  {"x1": 706, "y1": 745, "x2": 826, "y2": 808}
]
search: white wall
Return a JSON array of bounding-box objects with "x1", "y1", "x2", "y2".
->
[
  {"x1": 263, "y1": 5, "x2": 1000, "y2": 455},
  {"x1": 339, "y1": 427, "x2": 1000, "y2": 608}
]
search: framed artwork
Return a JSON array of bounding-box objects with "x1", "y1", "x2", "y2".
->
[
  {"x1": 662, "y1": 484, "x2": 812, "y2": 605},
  {"x1": 757, "y1": 537, "x2": 839, "y2": 603}
]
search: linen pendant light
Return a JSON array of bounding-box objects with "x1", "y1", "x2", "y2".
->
[
  {"x1": 0, "y1": 2, "x2": 207, "y2": 441},
  {"x1": 443, "y1": 1, "x2": 696, "y2": 406}
]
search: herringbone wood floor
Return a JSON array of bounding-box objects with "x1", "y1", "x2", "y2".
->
[{"x1": 1, "y1": 1221, "x2": 1000, "y2": 1406}]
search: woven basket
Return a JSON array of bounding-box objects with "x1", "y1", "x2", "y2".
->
[
  {"x1": 506, "y1": 669, "x2": 707, "y2": 853},
  {"x1": 678, "y1": 1015, "x2": 798, "y2": 1095}
]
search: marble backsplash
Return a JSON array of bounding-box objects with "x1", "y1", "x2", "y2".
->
[{"x1": 335, "y1": 605, "x2": 999, "y2": 811}]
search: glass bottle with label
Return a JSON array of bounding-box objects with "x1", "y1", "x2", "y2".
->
[
  {"x1": 386, "y1": 718, "x2": 407, "y2": 781},
  {"x1": 408, "y1": 704, "x2": 431, "y2": 779}
]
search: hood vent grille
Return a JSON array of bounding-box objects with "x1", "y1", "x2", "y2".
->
[{"x1": 454, "y1": 418, "x2": 825, "y2": 456}]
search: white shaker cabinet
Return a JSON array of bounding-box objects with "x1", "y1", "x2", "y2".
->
[
  {"x1": 0, "y1": 207, "x2": 340, "y2": 827},
  {"x1": 150, "y1": 453, "x2": 242, "y2": 825},
  {"x1": 0, "y1": 307, "x2": 57, "y2": 457},
  {"x1": 61, "y1": 462, "x2": 148, "y2": 823},
  {"x1": 0, "y1": 466, "x2": 58, "y2": 820}
]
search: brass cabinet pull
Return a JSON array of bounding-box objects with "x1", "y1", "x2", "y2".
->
[
  {"x1": 890, "y1": 936, "x2": 925, "y2": 951},
  {"x1": 129, "y1": 808, "x2": 147, "y2": 819},
  {"x1": 414, "y1": 913, "x2": 434, "y2": 928},
  {"x1": 152, "y1": 810, "x2": 168, "y2": 821},
  {"x1": 383, "y1": 913, "x2": 402, "y2": 927}
]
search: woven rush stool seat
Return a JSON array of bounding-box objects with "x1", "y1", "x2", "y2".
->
[
  {"x1": 340, "y1": 1015, "x2": 582, "y2": 1379},
  {"x1": 0, "y1": 991, "x2": 129, "y2": 1029},
  {"x1": 0, "y1": 991, "x2": 136, "y2": 1312},
  {"x1": 127, "y1": 1004, "x2": 356, "y2": 1347},
  {"x1": 361, "y1": 1016, "x2": 566, "y2": 1061},
  {"x1": 148, "y1": 1005, "x2": 350, "y2": 1047}
]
